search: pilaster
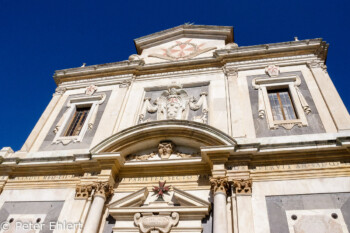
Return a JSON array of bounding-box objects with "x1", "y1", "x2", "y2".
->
[
  {"x1": 232, "y1": 179, "x2": 255, "y2": 233},
  {"x1": 223, "y1": 64, "x2": 245, "y2": 138},
  {"x1": 307, "y1": 60, "x2": 350, "y2": 131}
]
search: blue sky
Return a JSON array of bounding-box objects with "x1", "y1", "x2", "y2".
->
[{"x1": 1, "y1": 0, "x2": 349, "y2": 151}]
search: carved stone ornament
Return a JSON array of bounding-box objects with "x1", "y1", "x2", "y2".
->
[
  {"x1": 119, "y1": 80, "x2": 131, "y2": 88},
  {"x1": 134, "y1": 212, "x2": 179, "y2": 233},
  {"x1": 85, "y1": 84, "x2": 97, "y2": 95},
  {"x1": 210, "y1": 177, "x2": 229, "y2": 194},
  {"x1": 307, "y1": 60, "x2": 328, "y2": 73},
  {"x1": 93, "y1": 181, "x2": 114, "y2": 199},
  {"x1": 54, "y1": 87, "x2": 67, "y2": 95},
  {"x1": 265, "y1": 65, "x2": 280, "y2": 77},
  {"x1": 224, "y1": 42, "x2": 239, "y2": 49},
  {"x1": 223, "y1": 66, "x2": 238, "y2": 77},
  {"x1": 279, "y1": 122, "x2": 303, "y2": 130},
  {"x1": 232, "y1": 179, "x2": 252, "y2": 194},
  {"x1": 75, "y1": 184, "x2": 93, "y2": 199},
  {"x1": 128, "y1": 54, "x2": 145, "y2": 63},
  {"x1": 126, "y1": 141, "x2": 198, "y2": 161},
  {"x1": 153, "y1": 181, "x2": 171, "y2": 201},
  {"x1": 149, "y1": 39, "x2": 217, "y2": 61},
  {"x1": 139, "y1": 83, "x2": 208, "y2": 124}
]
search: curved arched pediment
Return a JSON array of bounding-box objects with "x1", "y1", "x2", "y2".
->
[{"x1": 90, "y1": 120, "x2": 236, "y2": 156}]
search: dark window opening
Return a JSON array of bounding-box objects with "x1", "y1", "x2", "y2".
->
[
  {"x1": 268, "y1": 89, "x2": 297, "y2": 121},
  {"x1": 64, "y1": 106, "x2": 91, "y2": 136}
]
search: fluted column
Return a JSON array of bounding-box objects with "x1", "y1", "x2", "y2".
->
[
  {"x1": 82, "y1": 182, "x2": 114, "y2": 233},
  {"x1": 210, "y1": 177, "x2": 229, "y2": 233}
]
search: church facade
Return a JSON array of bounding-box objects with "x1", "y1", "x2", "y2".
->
[{"x1": 1, "y1": 24, "x2": 350, "y2": 233}]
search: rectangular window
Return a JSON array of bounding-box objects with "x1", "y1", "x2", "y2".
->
[
  {"x1": 64, "y1": 106, "x2": 91, "y2": 136},
  {"x1": 268, "y1": 89, "x2": 297, "y2": 121}
]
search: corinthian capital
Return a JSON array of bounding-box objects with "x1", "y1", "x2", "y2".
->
[
  {"x1": 232, "y1": 179, "x2": 252, "y2": 194},
  {"x1": 210, "y1": 177, "x2": 229, "y2": 194},
  {"x1": 75, "y1": 184, "x2": 93, "y2": 199},
  {"x1": 93, "y1": 181, "x2": 114, "y2": 199}
]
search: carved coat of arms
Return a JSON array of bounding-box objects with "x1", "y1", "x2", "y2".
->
[{"x1": 139, "y1": 84, "x2": 208, "y2": 124}]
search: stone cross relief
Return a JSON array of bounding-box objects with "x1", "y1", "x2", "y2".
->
[
  {"x1": 139, "y1": 83, "x2": 208, "y2": 124},
  {"x1": 126, "y1": 141, "x2": 199, "y2": 161}
]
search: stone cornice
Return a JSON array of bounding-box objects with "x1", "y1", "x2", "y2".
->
[
  {"x1": 53, "y1": 38, "x2": 328, "y2": 85},
  {"x1": 1, "y1": 132, "x2": 349, "y2": 178}
]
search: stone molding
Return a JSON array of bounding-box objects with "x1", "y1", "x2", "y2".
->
[
  {"x1": 210, "y1": 177, "x2": 229, "y2": 194},
  {"x1": 90, "y1": 120, "x2": 236, "y2": 154},
  {"x1": 52, "y1": 54, "x2": 317, "y2": 90},
  {"x1": 134, "y1": 212, "x2": 179, "y2": 233},
  {"x1": 232, "y1": 179, "x2": 252, "y2": 194},
  {"x1": 54, "y1": 38, "x2": 325, "y2": 85}
]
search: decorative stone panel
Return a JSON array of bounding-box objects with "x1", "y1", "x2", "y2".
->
[{"x1": 134, "y1": 212, "x2": 179, "y2": 233}]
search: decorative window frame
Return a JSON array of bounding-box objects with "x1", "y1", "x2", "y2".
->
[
  {"x1": 52, "y1": 93, "x2": 106, "y2": 145},
  {"x1": 252, "y1": 75, "x2": 311, "y2": 130}
]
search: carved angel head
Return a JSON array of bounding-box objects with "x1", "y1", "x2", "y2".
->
[{"x1": 158, "y1": 141, "x2": 174, "y2": 159}]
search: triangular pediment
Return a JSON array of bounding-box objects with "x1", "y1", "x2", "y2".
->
[
  {"x1": 108, "y1": 187, "x2": 149, "y2": 208},
  {"x1": 133, "y1": 25, "x2": 234, "y2": 63},
  {"x1": 108, "y1": 186, "x2": 210, "y2": 209},
  {"x1": 171, "y1": 187, "x2": 210, "y2": 207}
]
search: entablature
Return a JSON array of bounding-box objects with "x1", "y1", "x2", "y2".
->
[{"x1": 53, "y1": 38, "x2": 328, "y2": 86}]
